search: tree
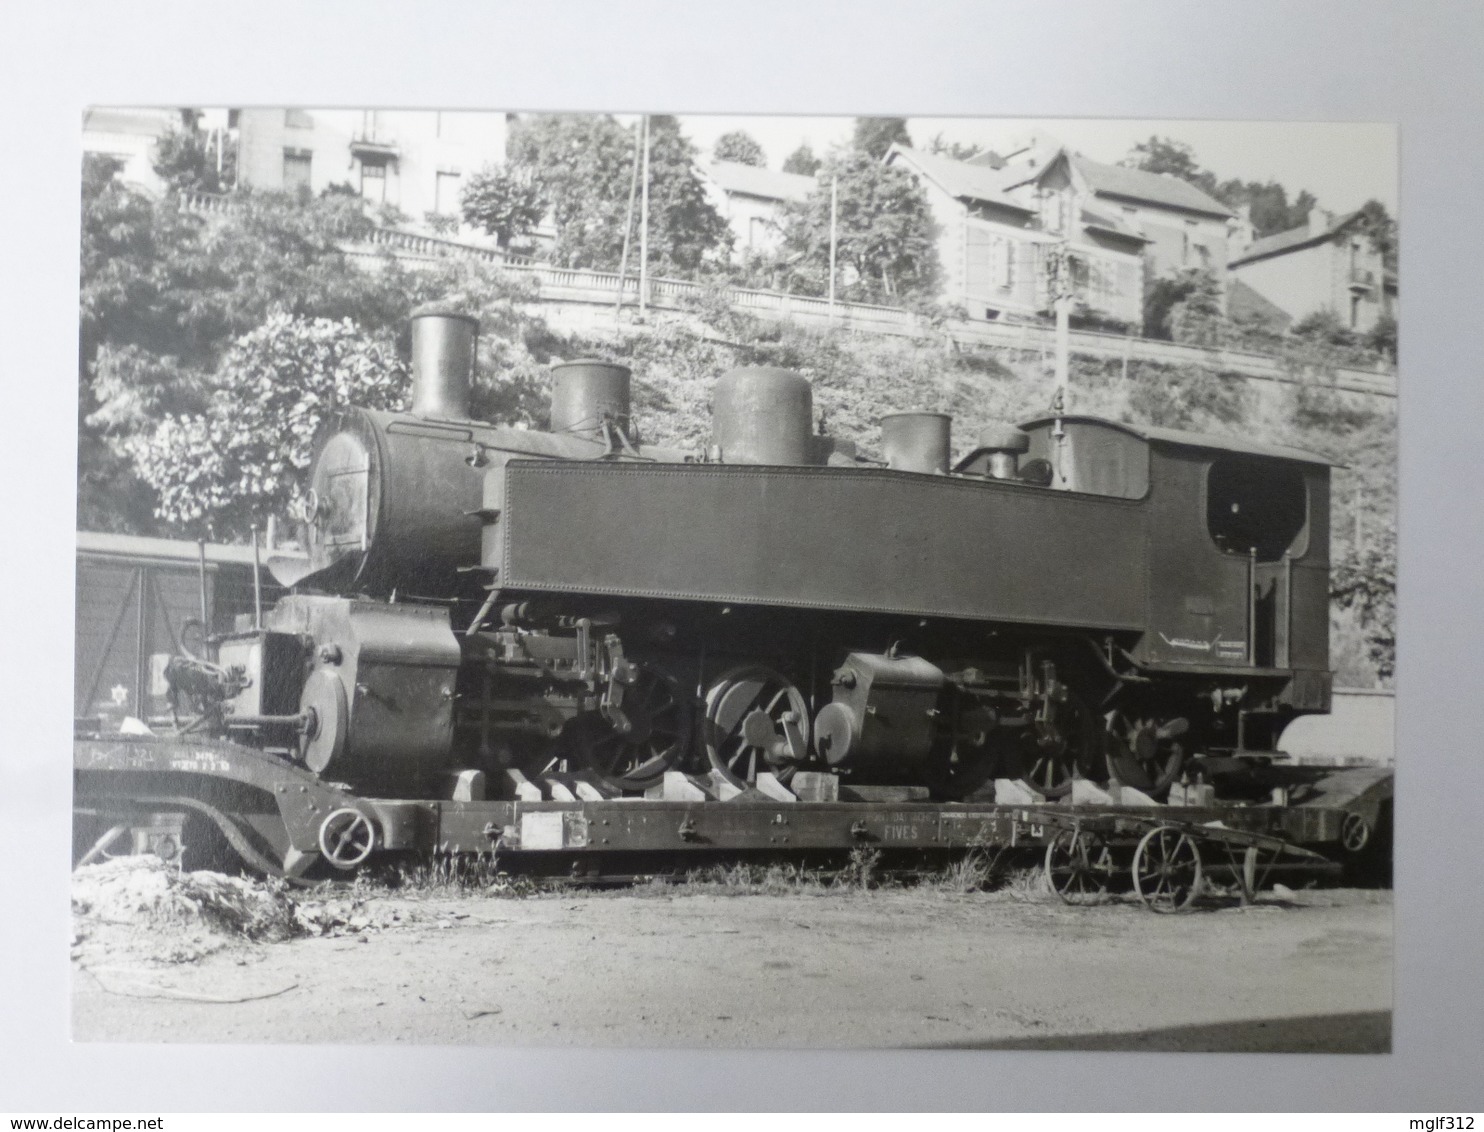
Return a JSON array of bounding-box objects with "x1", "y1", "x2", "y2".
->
[
  {"x1": 151, "y1": 113, "x2": 238, "y2": 195},
  {"x1": 1167, "y1": 268, "x2": 1228, "y2": 347},
  {"x1": 781, "y1": 144, "x2": 822, "y2": 176},
  {"x1": 1365, "y1": 312, "x2": 1397, "y2": 360},
  {"x1": 778, "y1": 148, "x2": 940, "y2": 303},
  {"x1": 1332, "y1": 529, "x2": 1396, "y2": 681},
  {"x1": 128, "y1": 314, "x2": 408, "y2": 539},
  {"x1": 851, "y1": 117, "x2": 912, "y2": 159},
  {"x1": 1292, "y1": 308, "x2": 1358, "y2": 349},
  {"x1": 1141, "y1": 265, "x2": 1196, "y2": 340},
  {"x1": 925, "y1": 133, "x2": 984, "y2": 161},
  {"x1": 642, "y1": 116, "x2": 735, "y2": 275},
  {"x1": 460, "y1": 161, "x2": 545, "y2": 248},
  {"x1": 508, "y1": 113, "x2": 730, "y2": 275},
  {"x1": 77, "y1": 160, "x2": 429, "y2": 531},
  {"x1": 712, "y1": 130, "x2": 765, "y2": 167},
  {"x1": 1125, "y1": 136, "x2": 1211, "y2": 189},
  {"x1": 1356, "y1": 198, "x2": 1398, "y2": 270}
]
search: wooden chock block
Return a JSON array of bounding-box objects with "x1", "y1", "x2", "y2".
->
[
  {"x1": 503, "y1": 768, "x2": 543, "y2": 802},
  {"x1": 448, "y1": 768, "x2": 487, "y2": 802},
  {"x1": 1114, "y1": 783, "x2": 1161, "y2": 807},
  {"x1": 706, "y1": 769, "x2": 745, "y2": 802},
  {"x1": 753, "y1": 772, "x2": 796, "y2": 802},
  {"x1": 792, "y1": 771, "x2": 839, "y2": 802},
  {"x1": 544, "y1": 778, "x2": 578, "y2": 803},
  {"x1": 1070, "y1": 777, "x2": 1115, "y2": 806},
  {"x1": 994, "y1": 778, "x2": 1046, "y2": 805}
]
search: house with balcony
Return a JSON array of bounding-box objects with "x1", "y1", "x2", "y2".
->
[
  {"x1": 884, "y1": 145, "x2": 1054, "y2": 322},
  {"x1": 1226, "y1": 208, "x2": 1396, "y2": 335},
  {"x1": 235, "y1": 109, "x2": 510, "y2": 239},
  {"x1": 887, "y1": 145, "x2": 1148, "y2": 327},
  {"x1": 700, "y1": 161, "x2": 816, "y2": 258},
  {"x1": 1002, "y1": 151, "x2": 1237, "y2": 281}
]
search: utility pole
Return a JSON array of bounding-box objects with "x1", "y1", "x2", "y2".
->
[
  {"x1": 828, "y1": 174, "x2": 838, "y2": 322},
  {"x1": 638, "y1": 115, "x2": 651, "y2": 318},
  {"x1": 1053, "y1": 238, "x2": 1072, "y2": 406},
  {"x1": 614, "y1": 119, "x2": 643, "y2": 324},
  {"x1": 1048, "y1": 229, "x2": 1074, "y2": 488}
]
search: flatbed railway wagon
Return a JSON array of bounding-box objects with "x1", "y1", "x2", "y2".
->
[{"x1": 73, "y1": 309, "x2": 1393, "y2": 906}]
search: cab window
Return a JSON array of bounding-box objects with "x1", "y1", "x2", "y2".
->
[{"x1": 1206, "y1": 457, "x2": 1307, "y2": 561}]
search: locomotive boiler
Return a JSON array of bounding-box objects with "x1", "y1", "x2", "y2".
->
[{"x1": 181, "y1": 306, "x2": 1334, "y2": 813}]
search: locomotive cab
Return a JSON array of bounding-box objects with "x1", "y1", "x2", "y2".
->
[{"x1": 1020, "y1": 415, "x2": 1334, "y2": 722}]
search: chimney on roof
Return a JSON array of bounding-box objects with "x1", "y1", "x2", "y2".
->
[{"x1": 1308, "y1": 207, "x2": 1334, "y2": 234}]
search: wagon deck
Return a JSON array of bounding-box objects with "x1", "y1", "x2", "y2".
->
[{"x1": 74, "y1": 734, "x2": 1385, "y2": 911}]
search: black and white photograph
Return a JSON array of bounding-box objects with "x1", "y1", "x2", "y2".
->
[
  {"x1": 68, "y1": 106, "x2": 1397, "y2": 1052},
  {"x1": 4, "y1": 0, "x2": 1484, "y2": 1117}
]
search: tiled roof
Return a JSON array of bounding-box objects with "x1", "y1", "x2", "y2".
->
[
  {"x1": 1069, "y1": 155, "x2": 1233, "y2": 217},
  {"x1": 1227, "y1": 278, "x2": 1293, "y2": 330},
  {"x1": 704, "y1": 161, "x2": 816, "y2": 203},
  {"x1": 1228, "y1": 210, "x2": 1361, "y2": 267},
  {"x1": 886, "y1": 146, "x2": 1033, "y2": 212}
]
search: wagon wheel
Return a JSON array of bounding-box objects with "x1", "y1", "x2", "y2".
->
[
  {"x1": 568, "y1": 663, "x2": 693, "y2": 793},
  {"x1": 1022, "y1": 686, "x2": 1101, "y2": 799},
  {"x1": 1340, "y1": 811, "x2": 1373, "y2": 853},
  {"x1": 1105, "y1": 713, "x2": 1188, "y2": 795},
  {"x1": 704, "y1": 665, "x2": 810, "y2": 789},
  {"x1": 1131, "y1": 825, "x2": 1203, "y2": 912},
  {"x1": 1043, "y1": 827, "x2": 1114, "y2": 905}
]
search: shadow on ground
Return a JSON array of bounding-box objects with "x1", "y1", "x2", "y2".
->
[{"x1": 915, "y1": 1010, "x2": 1391, "y2": 1053}]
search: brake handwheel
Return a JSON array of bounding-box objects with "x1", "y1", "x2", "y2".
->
[{"x1": 318, "y1": 808, "x2": 376, "y2": 869}]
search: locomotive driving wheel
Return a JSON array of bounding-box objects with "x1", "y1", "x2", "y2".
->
[
  {"x1": 1105, "y1": 712, "x2": 1188, "y2": 796},
  {"x1": 568, "y1": 663, "x2": 693, "y2": 793},
  {"x1": 704, "y1": 665, "x2": 810, "y2": 789},
  {"x1": 1022, "y1": 685, "x2": 1101, "y2": 799},
  {"x1": 1131, "y1": 825, "x2": 1203, "y2": 913}
]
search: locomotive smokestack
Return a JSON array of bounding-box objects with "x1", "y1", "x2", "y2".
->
[{"x1": 410, "y1": 306, "x2": 479, "y2": 420}]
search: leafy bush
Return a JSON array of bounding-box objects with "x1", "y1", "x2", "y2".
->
[{"x1": 129, "y1": 314, "x2": 407, "y2": 538}]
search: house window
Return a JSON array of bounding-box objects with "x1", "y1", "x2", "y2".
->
[
  {"x1": 1350, "y1": 293, "x2": 1362, "y2": 328},
  {"x1": 435, "y1": 171, "x2": 461, "y2": 215},
  {"x1": 1001, "y1": 240, "x2": 1017, "y2": 289},
  {"x1": 747, "y1": 215, "x2": 770, "y2": 250},
  {"x1": 282, "y1": 149, "x2": 312, "y2": 193},
  {"x1": 360, "y1": 160, "x2": 387, "y2": 204},
  {"x1": 284, "y1": 109, "x2": 313, "y2": 130}
]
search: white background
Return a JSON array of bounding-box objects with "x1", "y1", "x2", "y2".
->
[{"x1": 0, "y1": 0, "x2": 1479, "y2": 1112}]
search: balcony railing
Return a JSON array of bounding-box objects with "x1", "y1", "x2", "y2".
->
[
  {"x1": 1348, "y1": 267, "x2": 1377, "y2": 290},
  {"x1": 349, "y1": 135, "x2": 399, "y2": 162}
]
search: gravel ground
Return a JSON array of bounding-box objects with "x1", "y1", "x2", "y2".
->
[{"x1": 70, "y1": 868, "x2": 1392, "y2": 1052}]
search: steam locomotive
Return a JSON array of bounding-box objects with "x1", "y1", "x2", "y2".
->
[{"x1": 163, "y1": 306, "x2": 1332, "y2": 814}]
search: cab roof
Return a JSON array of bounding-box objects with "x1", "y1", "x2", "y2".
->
[{"x1": 1018, "y1": 414, "x2": 1339, "y2": 467}]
